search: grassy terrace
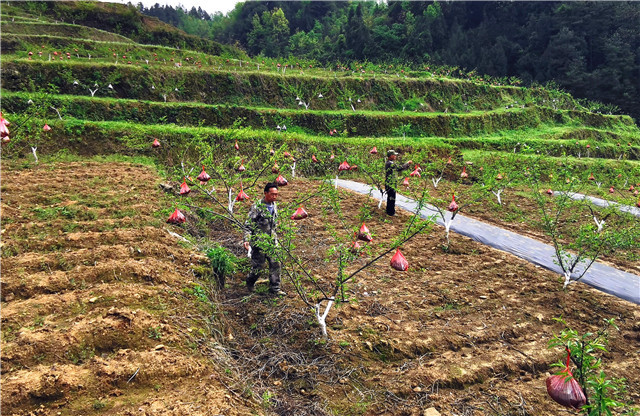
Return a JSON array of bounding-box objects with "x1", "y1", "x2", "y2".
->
[
  {"x1": 2, "y1": 91, "x2": 633, "y2": 135},
  {"x1": 1, "y1": 21, "x2": 135, "y2": 43}
]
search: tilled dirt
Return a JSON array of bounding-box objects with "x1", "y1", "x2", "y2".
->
[
  {"x1": 2, "y1": 163, "x2": 638, "y2": 416},
  {"x1": 1, "y1": 161, "x2": 258, "y2": 415},
  {"x1": 217, "y1": 178, "x2": 640, "y2": 415}
]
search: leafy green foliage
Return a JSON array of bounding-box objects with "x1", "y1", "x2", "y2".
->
[
  {"x1": 549, "y1": 318, "x2": 638, "y2": 416},
  {"x1": 206, "y1": 244, "x2": 238, "y2": 289}
]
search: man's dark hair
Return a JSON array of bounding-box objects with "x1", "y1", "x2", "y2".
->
[{"x1": 264, "y1": 182, "x2": 278, "y2": 193}]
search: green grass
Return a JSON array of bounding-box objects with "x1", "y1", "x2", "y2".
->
[
  {"x1": 5, "y1": 91, "x2": 635, "y2": 141},
  {"x1": 37, "y1": 151, "x2": 162, "y2": 169}
]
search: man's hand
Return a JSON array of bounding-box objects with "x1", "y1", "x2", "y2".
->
[
  {"x1": 406, "y1": 160, "x2": 413, "y2": 165},
  {"x1": 244, "y1": 241, "x2": 250, "y2": 251}
]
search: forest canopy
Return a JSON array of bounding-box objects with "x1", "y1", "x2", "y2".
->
[{"x1": 138, "y1": 1, "x2": 640, "y2": 122}]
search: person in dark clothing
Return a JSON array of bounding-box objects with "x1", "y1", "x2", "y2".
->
[
  {"x1": 384, "y1": 150, "x2": 412, "y2": 216},
  {"x1": 243, "y1": 182, "x2": 285, "y2": 295}
]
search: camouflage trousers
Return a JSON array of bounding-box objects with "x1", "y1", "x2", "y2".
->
[{"x1": 246, "y1": 247, "x2": 281, "y2": 292}]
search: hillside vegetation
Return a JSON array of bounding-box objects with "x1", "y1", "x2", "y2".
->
[
  {"x1": 158, "y1": 1, "x2": 640, "y2": 122},
  {"x1": 1, "y1": 3, "x2": 639, "y2": 416}
]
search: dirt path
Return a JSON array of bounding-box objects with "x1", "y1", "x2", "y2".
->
[
  {"x1": 334, "y1": 179, "x2": 640, "y2": 304},
  {"x1": 0, "y1": 161, "x2": 257, "y2": 415}
]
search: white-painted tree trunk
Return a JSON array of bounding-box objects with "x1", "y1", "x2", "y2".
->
[
  {"x1": 593, "y1": 217, "x2": 605, "y2": 232},
  {"x1": 431, "y1": 176, "x2": 442, "y2": 188},
  {"x1": 562, "y1": 271, "x2": 573, "y2": 289},
  {"x1": 50, "y1": 106, "x2": 62, "y2": 120},
  {"x1": 444, "y1": 213, "x2": 455, "y2": 246},
  {"x1": 291, "y1": 162, "x2": 296, "y2": 178},
  {"x1": 31, "y1": 146, "x2": 38, "y2": 164},
  {"x1": 492, "y1": 189, "x2": 503, "y2": 205},
  {"x1": 314, "y1": 298, "x2": 335, "y2": 338},
  {"x1": 335, "y1": 175, "x2": 339, "y2": 189},
  {"x1": 228, "y1": 189, "x2": 236, "y2": 213}
]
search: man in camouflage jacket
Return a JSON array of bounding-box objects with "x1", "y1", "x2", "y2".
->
[{"x1": 243, "y1": 182, "x2": 284, "y2": 295}]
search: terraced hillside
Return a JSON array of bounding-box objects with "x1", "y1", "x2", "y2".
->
[
  {"x1": 1, "y1": 3, "x2": 639, "y2": 416},
  {"x1": 2, "y1": 4, "x2": 639, "y2": 161}
]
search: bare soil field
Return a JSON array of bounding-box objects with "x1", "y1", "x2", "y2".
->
[
  {"x1": 2, "y1": 162, "x2": 638, "y2": 415},
  {"x1": 1, "y1": 161, "x2": 257, "y2": 415},
  {"x1": 214, "y1": 178, "x2": 640, "y2": 415}
]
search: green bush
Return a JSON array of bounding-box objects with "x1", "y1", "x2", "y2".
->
[{"x1": 206, "y1": 244, "x2": 238, "y2": 289}]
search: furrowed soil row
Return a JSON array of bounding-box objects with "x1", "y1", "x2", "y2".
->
[{"x1": 0, "y1": 161, "x2": 258, "y2": 415}]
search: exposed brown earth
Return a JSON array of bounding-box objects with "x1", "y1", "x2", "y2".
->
[
  {"x1": 1, "y1": 161, "x2": 257, "y2": 415},
  {"x1": 2, "y1": 162, "x2": 638, "y2": 415}
]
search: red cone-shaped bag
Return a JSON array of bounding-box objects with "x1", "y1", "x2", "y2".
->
[
  {"x1": 283, "y1": 151, "x2": 291, "y2": 158},
  {"x1": 357, "y1": 223, "x2": 372, "y2": 242},
  {"x1": 547, "y1": 189, "x2": 554, "y2": 195},
  {"x1": 272, "y1": 163, "x2": 280, "y2": 173},
  {"x1": 460, "y1": 166, "x2": 468, "y2": 178},
  {"x1": 330, "y1": 153, "x2": 335, "y2": 161},
  {"x1": 402, "y1": 177, "x2": 410, "y2": 186},
  {"x1": 588, "y1": 173, "x2": 595, "y2": 180},
  {"x1": 234, "y1": 140, "x2": 239, "y2": 150},
  {"x1": 350, "y1": 164, "x2": 358, "y2": 171},
  {"x1": 370, "y1": 146, "x2": 378, "y2": 154},
  {"x1": 235, "y1": 186, "x2": 249, "y2": 201},
  {"x1": 237, "y1": 163, "x2": 246, "y2": 172},
  {"x1": 390, "y1": 248, "x2": 408, "y2": 271},
  {"x1": 275, "y1": 174, "x2": 288, "y2": 186},
  {"x1": 410, "y1": 166, "x2": 421, "y2": 177},
  {"x1": 546, "y1": 349, "x2": 586, "y2": 409},
  {"x1": 179, "y1": 178, "x2": 191, "y2": 195},
  {"x1": 197, "y1": 165, "x2": 211, "y2": 183},
  {"x1": 291, "y1": 206, "x2": 308, "y2": 220},
  {"x1": 167, "y1": 209, "x2": 186, "y2": 224},
  {"x1": 0, "y1": 113, "x2": 10, "y2": 138},
  {"x1": 448, "y1": 194, "x2": 458, "y2": 212},
  {"x1": 349, "y1": 239, "x2": 361, "y2": 254},
  {"x1": 152, "y1": 138, "x2": 161, "y2": 148},
  {"x1": 338, "y1": 161, "x2": 350, "y2": 171},
  {"x1": 312, "y1": 155, "x2": 319, "y2": 163}
]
